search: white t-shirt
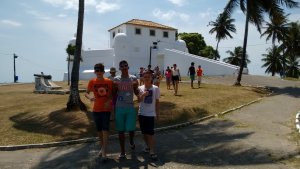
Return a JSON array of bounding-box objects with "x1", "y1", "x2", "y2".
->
[{"x1": 138, "y1": 85, "x2": 160, "y2": 117}]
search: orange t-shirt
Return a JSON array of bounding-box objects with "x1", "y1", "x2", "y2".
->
[
  {"x1": 87, "y1": 78, "x2": 113, "y2": 112},
  {"x1": 197, "y1": 68, "x2": 203, "y2": 76}
]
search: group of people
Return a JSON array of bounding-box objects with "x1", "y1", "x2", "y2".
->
[
  {"x1": 187, "y1": 62, "x2": 203, "y2": 88},
  {"x1": 139, "y1": 65, "x2": 162, "y2": 87},
  {"x1": 85, "y1": 60, "x2": 160, "y2": 163}
]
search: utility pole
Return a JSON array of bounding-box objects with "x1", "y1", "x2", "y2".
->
[{"x1": 13, "y1": 53, "x2": 18, "y2": 83}]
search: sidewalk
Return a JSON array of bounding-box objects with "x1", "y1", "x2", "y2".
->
[{"x1": 0, "y1": 75, "x2": 299, "y2": 169}]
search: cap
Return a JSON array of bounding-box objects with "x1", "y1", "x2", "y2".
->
[{"x1": 109, "y1": 67, "x2": 117, "y2": 73}]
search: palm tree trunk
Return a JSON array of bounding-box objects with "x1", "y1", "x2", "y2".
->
[
  {"x1": 66, "y1": 0, "x2": 87, "y2": 111},
  {"x1": 67, "y1": 55, "x2": 70, "y2": 86},
  {"x1": 215, "y1": 40, "x2": 220, "y2": 60},
  {"x1": 235, "y1": 10, "x2": 249, "y2": 86}
]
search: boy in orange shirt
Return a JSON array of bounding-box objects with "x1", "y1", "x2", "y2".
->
[
  {"x1": 196, "y1": 65, "x2": 203, "y2": 88},
  {"x1": 85, "y1": 63, "x2": 113, "y2": 162}
]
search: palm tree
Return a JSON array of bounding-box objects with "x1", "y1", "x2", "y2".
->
[
  {"x1": 223, "y1": 0, "x2": 298, "y2": 85},
  {"x1": 223, "y1": 46, "x2": 250, "y2": 67},
  {"x1": 261, "y1": 45, "x2": 282, "y2": 76},
  {"x1": 280, "y1": 21, "x2": 300, "y2": 78},
  {"x1": 208, "y1": 12, "x2": 236, "y2": 60},
  {"x1": 261, "y1": 14, "x2": 289, "y2": 45},
  {"x1": 66, "y1": 44, "x2": 76, "y2": 85},
  {"x1": 285, "y1": 55, "x2": 300, "y2": 78},
  {"x1": 66, "y1": 0, "x2": 87, "y2": 111}
]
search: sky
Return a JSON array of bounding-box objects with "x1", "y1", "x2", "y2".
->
[{"x1": 0, "y1": 0, "x2": 300, "y2": 83}]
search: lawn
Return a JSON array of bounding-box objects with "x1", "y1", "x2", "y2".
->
[{"x1": 0, "y1": 79, "x2": 269, "y2": 146}]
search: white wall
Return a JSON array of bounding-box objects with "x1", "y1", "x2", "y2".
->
[{"x1": 163, "y1": 49, "x2": 239, "y2": 76}]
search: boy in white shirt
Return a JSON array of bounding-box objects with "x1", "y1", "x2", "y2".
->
[{"x1": 138, "y1": 70, "x2": 160, "y2": 161}]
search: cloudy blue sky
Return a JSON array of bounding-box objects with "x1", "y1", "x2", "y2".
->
[{"x1": 0, "y1": 0, "x2": 299, "y2": 83}]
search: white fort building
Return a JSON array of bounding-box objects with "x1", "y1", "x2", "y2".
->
[{"x1": 64, "y1": 19, "x2": 246, "y2": 80}]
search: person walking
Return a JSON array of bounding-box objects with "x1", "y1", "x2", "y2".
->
[
  {"x1": 197, "y1": 65, "x2": 203, "y2": 88},
  {"x1": 187, "y1": 62, "x2": 196, "y2": 88},
  {"x1": 113, "y1": 60, "x2": 139, "y2": 158},
  {"x1": 107, "y1": 67, "x2": 117, "y2": 121},
  {"x1": 139, "y1": 67, "x2": 145, "y2": 86},
  {"x1": 137, "y1": 70, "x2": 160, "y2": 161},
  {"x1": 85, "y1": 63, "x2": 113, "y2": 162},
  {"x1": 153, "y1": 66, "x2": 161, "y2": 87},
  {"x1": 165, "y1": 66, "x2": 172, "y2": 90},
  {"x1": 171, "y1": 64, "x2": 181, "y2": 95}
]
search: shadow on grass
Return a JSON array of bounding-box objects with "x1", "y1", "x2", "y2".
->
[{"x1": 9, "y1": 109, "x2": 96, "y2": 140}]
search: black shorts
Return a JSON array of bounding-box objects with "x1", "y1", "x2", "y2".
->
[
  {"x1": 172, "y1": 75, "x2": 179, "y2": 81},
  {"x1": 138, "y1": 115, "x2": 155, "y2": 135},
  {"x1": 93, "y1": 112, "x2": 111, "y2": 131}
]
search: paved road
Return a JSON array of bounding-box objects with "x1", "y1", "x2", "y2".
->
[{"x1": 1, "y1": 75, "x2": 300, "y2": 169}]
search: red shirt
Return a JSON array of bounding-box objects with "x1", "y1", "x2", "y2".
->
[
  {"x1": 87, "y1": 78, "x2": 113, "y2": 112},
  {"x1": 197, "y1": 68, "x2": 203, "y2": 76}
]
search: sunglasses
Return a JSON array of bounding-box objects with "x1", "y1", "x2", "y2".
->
[
  {"x1": 94, "y1": 69, "x2": 104, "y2": 72},
  {"x1": 120, "y1": 64, "x2": 128, "y2": 68}
]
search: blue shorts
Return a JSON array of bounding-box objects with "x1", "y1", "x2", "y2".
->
[
  {"x1": 115, "y1": 107, "x2": 136, "y2": 132},
  {"x1": 93, "y1": 112, "x2": 111, "y2": 131},
  {"x1": 138, "y1": 115, "x2": 155, "y2": 135}
]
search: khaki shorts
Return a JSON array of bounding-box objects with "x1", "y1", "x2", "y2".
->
[{"x1": 197, "y1": 76, "x2": 202, "y2": 82}]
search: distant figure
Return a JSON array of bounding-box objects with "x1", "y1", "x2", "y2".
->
[
  {"x1": 139, "y1": 67, "x2": 145, "y2": 86},
  {"x1": 153, "y1": 66, "x2": 161, "y2": 87},
  {"x1": 107, "y1": 67, "x2": 117, "y2": 121},
  {"x1": 187, "y1": 62, "x2": 196, "y2": 88},
  {"x1": 85, "y1": 63, "x2": 113, "y2": 162},
  {"x1": 171, "y1": 64, "x2": 181, "y2": 95},
  {"x1": 137, "y1": 70, "x2": 160, "y2": 161},
  {"x1": 107, "y1": 67, "x2": 117, "y2": 80},
  {"x1": 113, "y1": 60, "x2": 139, "y2": 159},
  {"x1": 165, "y1": 66, "x2": 172, "y2": 90},
  {"x1": 196, "y1": 65, "x2": 203, "y2": 88}
]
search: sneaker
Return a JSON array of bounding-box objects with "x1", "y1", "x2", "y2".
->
[
  {"x1": 118, "y1": 153, "x2": 126, "y2": 159},
  {"x1": 143, "y1": 147, "x2": 150, "y2": 153},
  {"x1": 150, "y1": 153, "x2": 158, "y2": 161},
  {"x1": 130, "y1": 143, "x2": 135, "y2": 150}
]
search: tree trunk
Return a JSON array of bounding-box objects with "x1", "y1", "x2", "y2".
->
[
  {"x1": 215, "y1": 40, "x2": 220, "y2": 60},
  {"x1": 66, "y1": 0, "x2": 87, "y2": 111},
  {"x1": 67, "y1": 55, "x2": 70, "y2": 86},
  {"x1": 235, "y1": 10, "x2": 249, "y2": 86}
]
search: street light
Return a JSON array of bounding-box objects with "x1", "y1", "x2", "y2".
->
[
  {"x1": 149, "y1": 41, "x2": 159, "y2": 66},
  {"x1": 13, "y1": 53, "x2": 18, "y2": 83}
]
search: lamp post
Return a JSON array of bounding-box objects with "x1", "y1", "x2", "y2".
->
[
  {"x1": 13, "y1": 53, "x2": 18, "y2": 83},
  {"x1": 149, "y1": 41, "x2": 159, "y2": 66}
]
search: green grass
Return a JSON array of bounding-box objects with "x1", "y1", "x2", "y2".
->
[{"x1": 0, "y1": 80, "x2": 269, "y2": 145}]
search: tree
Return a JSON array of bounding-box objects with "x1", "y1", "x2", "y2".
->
[
  {"x1": 261, "y1": 14, "x2": 289, "y2": 45},
  {"x1": 178, "y1": 32, "x2": 207, "y2": 56},
  {"x1": 280, "y1": 21, "x2": 300, "y2": 78},
  {"x1": 223, "y1": 46, "x2": 250, "y2": 67},
  {"x1": 66, "y1": 0, "x2": 87, "y2": 111},
  {"x1": 200, "y1": 45, "x2": 218, "y2": 59},
  {"x1": 208, "y1": 12, "x2": 236, "y2": 60},
  {"x1": 261, "y1": 45, "x2": 282, "y2": 76},
  {"x1": 223, "y1": 0, "x2": 298, "y2": 85},
  {"x1": 66, "y1": 44, "x2": 76, "y2": 85}
]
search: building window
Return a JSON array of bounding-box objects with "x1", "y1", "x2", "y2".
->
[
  {"x1": 135, "y1": 28, "x2": 141, "y2": 35},
  {"x1": 150, "y1": 29, "x2": 155, "y2": 36},
  {"x1": 112, "y1": 31, "x2": 115, "y2": 38},
  {"x1": 163, "y1": 31, "x2": 168, "y2": 38}
]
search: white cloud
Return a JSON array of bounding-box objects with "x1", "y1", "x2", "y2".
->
[
  {"x1": 42, "y1": 0, "x2": 120, "y2": 13},
  {"x1": 168, "y1": 0, "x2": 187, "y2": 6},
  {"x1": 95, "y1": 1, "x2": 120, "y2": 13},
  {"x1": 152, "y1": 8, "x2": 190, "y2": 22},
  {"x1": 26, "y1": 10, "x2": 52, "y2": 20},
  {"x1": 1, "y1": 20, "x2": 22, "y2": 27}
]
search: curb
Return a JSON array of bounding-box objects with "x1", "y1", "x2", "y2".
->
[
  {"x1": 296, "y1": 111, "x2": 300, "y2": 133},
  {"x1": 0, "y1": 86, "x2": 269, "y2": 151}
]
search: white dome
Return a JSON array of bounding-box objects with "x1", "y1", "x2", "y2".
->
[
  {"x1": 68, "y1": 34, "x2": 76, "y2": 45},
  {"x1": 113, "y1": 33, "x2": 128, "y2": 47}
]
